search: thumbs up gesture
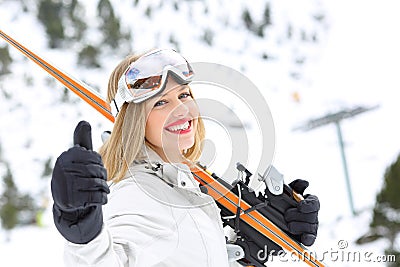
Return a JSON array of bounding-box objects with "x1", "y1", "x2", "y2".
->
[{"x1": 51, "y1": 121, "x2": 109, "y2": 244}]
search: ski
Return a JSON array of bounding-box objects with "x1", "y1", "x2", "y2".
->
[
  {"x1": 1, "y1": 29, "x2": 326, "y2": 267},
  {"x1": 0, "y1": 30, "x2": 114, "y2": 123}
]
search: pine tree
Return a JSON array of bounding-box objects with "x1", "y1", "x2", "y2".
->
[
  {"x1": 242, "y1": 9, "x2": 254, "y2": 32},
  {"x1": 66, "y1": 0, "x2": 87, "y2": 41},
  {"x1": 37, "y1": 0, "x2": 65, "y2": 48},
  {"x1": 0, "y1": 46, "x2": 12, "y2": 75},
  {"x1": 357, "y1": 153, "x2": 400, "y2": 266},
  {"x1": 0, "y1": 158, "x2": 39, "y2": 238},
  {"x1": 97, "y1": 0, "x2": 129, "y2": 49},
  {"x1": 0, "y1": 166, "x2": 18, "y2": 231},
  {"x1": 41, "y1": 157, "x2": 53, "y2": 178},
  {"x1": 257, "y1": 3, "x2": 272, "y2": 37},
  {"x1": 263, "y1": 3, "x2": 272, "y2": 27},
  {"x1": 78, "y1": 45, "x2": 101, "y2": 68},
  {"x1": 241, "y1": 4, "x2": 272, "y2": 38},
  {"x1": 202, "y1": 28, "x2": 214, "y2": 46}
]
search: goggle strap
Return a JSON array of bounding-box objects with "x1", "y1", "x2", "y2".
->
[{"x1": 111, "y1": 91, "x2": 125, "y2": 117}]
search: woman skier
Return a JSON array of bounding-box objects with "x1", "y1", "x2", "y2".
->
[{"x1": 51, "y1": 49, "x2": 320, "y2": 266}]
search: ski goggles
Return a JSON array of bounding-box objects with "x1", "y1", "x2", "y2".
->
[{"x1": 111, "y1": 49, "x2": 194, "y2": 117}]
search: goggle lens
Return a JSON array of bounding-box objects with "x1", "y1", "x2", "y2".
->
[{"x1": 129, "y1": 76, "x2": 162, "y2": 90}]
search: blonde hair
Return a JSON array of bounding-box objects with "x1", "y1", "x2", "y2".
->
[{"x1": 98, "y1": 52, "x2": 205, "y2": 182}]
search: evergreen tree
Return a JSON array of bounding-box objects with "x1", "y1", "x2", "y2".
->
[
  {"x1": 0, "y1": 164, "x2": 38, "y2": 232},
  {"x1": 263, "y1": 3, "x2": 272, "y2": 27},
  {"x1": 37, "y1": 0, "x2": 65, "y2": 48},
  {"x1": 357, "y1": 153, "x2": 400, "y2": 266},
  {"x1": 41, "y1": 157, "x2": 53, "y2": 178},
  {"x1": 97, "y1": 0, "x2": 130, "y2": 49},
  {"x1": 0, "y1": 46, "x2": 12, "y2": 75},
  {"x1": 66, "y1": 0, "x2": 87, "y2": 41},
  {"x1": 242, "y1": 9, "x2": 254, "y2": 32},
  {"x1": 257, "y1": 3, "x2": 272, "y2": 37},
  {"x1": 241, "y1": 4, "x2": 272, "y2": 38},
  {"x1": 78, "y1": 44, "x2": 101, "y2": 68},
  {"x1": 202, "y1": 28, "x2": 214, "y2": 46}
]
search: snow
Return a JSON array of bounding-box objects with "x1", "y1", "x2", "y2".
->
[{"x1": 1, "y1": 0, "x2": 399, "y2": 266}]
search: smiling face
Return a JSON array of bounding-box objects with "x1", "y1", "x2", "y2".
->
[{"x1": 145, "y1": 77, "x2": 199, "y2": 163}]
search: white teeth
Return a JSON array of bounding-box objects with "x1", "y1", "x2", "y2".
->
[{"x1": 167, "y1": 121, "x2": 190, "y2": 132}]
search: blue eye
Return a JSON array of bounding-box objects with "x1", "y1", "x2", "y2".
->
[
  {"x1": 179, "y1": 92, "x2": 192, "y2": 99},
  {"x1": 154, "y1": 100, "x2": 167, "y2": 107}
]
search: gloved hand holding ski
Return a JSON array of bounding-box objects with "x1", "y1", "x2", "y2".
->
[
  {"x1": 51, "y1": 120, "x2": 109, "y2": 244},
  {"x1": 210, "y1": 163, "x2": 321, "y2": 267},
  {"x1": 285, "y1": 179, "x2": 320, "y2": 246}
]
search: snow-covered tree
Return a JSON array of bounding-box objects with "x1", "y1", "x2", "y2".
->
[{"x1": 358, "y1": 153, "x2": 400, "y2": 266}]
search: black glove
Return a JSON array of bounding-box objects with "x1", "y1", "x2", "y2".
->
[
  {"x1": 51, "y1": 121, "x2": 109, "y2": 244},
  {"x1": 284, "y1": 179, "x2": 319, "y2": 246}
]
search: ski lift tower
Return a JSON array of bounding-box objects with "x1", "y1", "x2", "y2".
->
[{"x1": 294, "y1": 105, "x2": 379, "y2": 215}]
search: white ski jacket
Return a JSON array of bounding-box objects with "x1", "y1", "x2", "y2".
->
[{"x1": 63, "y1": 149, "x2": 230, "y2": 267}]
